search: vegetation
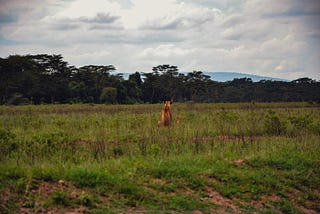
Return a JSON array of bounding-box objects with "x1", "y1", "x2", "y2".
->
[
  {"x1": 1, "y1": 54, "x2": 319, "y2": 105},
  {"x1": 0, "y1": 103, "x2": 319, "y2": 213}
]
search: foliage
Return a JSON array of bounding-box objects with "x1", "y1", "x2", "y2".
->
[
  {"x1": 1, "y1": 54, "x2": 320, "y2": 105},
  {"x1": 51, "y1": 191, "x2": 70, "y2": 206},
  {"x1": 264, "y1": 110, "x2": 285, "y2": 135},
  {"x1": 0, "y1": 129, "x2": 17, "y2": 161},
  {"x1": 99, "y1": 87, "x2": 117, "y2": 104}
]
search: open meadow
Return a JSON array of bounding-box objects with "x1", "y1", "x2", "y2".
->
[{"x1": 0, "y1": 102, "x2": 319, "y2": 213}]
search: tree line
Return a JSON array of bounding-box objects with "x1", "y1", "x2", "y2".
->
[{"x1": 0, "y1": 54, "x2": 319, "y2": 105}]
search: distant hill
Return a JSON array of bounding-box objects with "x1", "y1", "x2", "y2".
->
[
  {"x1": 116, "y1": 71, "x2": 288, "y2": 82},
  {"x1": 203, "y1": 72, "x2": 288, "y2": 82}
]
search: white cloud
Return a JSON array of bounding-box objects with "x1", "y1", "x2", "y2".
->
[
  {"x1": 0, "y1": 0, "x2": 320, "y2": 80},
  {"x1": 140, "y1": 44, "x2": 192, "y2": 58},
  {"x1": 53, "y1": 0, "x2": 122, "y2": 19}
]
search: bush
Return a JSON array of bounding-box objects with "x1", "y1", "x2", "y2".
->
[
  {"x1": 264, "y1": 110, "x2": 285, "y2": 135},
  {"x1": 0, "y1": 129, "x2": 17, "y2": 161},
  {"x1": 51, "y1": 191, "x2": 70, "y2": 206},
  {"x1": 216, "y1": 110, "x2": 239, "y2": 135},
  {"x1": 311, "y1": 121, "x2": 320, "y2": 135},
  {"x1": 288, "y1": 114, "x2": 313, "y2": 133},
  {"x1": 31, "y1": 131, "x2": 70, "y2": 148},
  {"x1": 7, "y1": 93, "x2": 30, "y2": 105},
  {"x1": 79, "y1": 193, "x2": 97, "y2": 207}
]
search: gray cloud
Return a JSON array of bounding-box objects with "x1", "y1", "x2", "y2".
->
[
  {"x1": 134, "y1": 31, "x2": 183, "y2": 44},
  {"x1": 78, "y1": 12, "x2": 120, "y2": 24},
  {"x1": 221, "y1": 14, "x2": 245, "y2": 28},
  {"x1": 0, "y1": 0, "x2": 319, "y2": 80},
  {"x1": 49, "y1": 12, "x2": 121, "y2": 32},
  {"x1": 263, "y1": 0, "x2": 320, "y2": 17},
  {"x1": 0, "y1": 13, "x2": 18, "y2": 24},
  {"x1": 139, "y1": 8, "x2": 219, "y2": 35},
  {"x1": 89, "y1": 24, "x2": 123, "y2": 31},
  {"x1": 51, "y1": 23, "x2": 80, "y2": 31},
  {"x1": 141, "y1": 19, "x2": 182, "y2": 30}
]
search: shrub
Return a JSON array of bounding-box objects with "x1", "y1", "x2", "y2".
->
[
  {"x1": 264, "y1": 110, "x2": 285, "y2": 135},
  {"x1": 216, "y1": 110, "x2": 239, "y2": 135},
  {"x1": 31, "y1": 131, "x2": 70, "y2": 149},
  {"x1": 79, "y1": 192, "x2": 98, "y2": 207},
  {"x1": 0, "y1": 129, "x2": 17, "y2": 161},
  {"x1": 311, "y1": 121, "x2": 320, "y2": 135},
  {"x1": 51, "y1": 191, "x2": 70, "y2": 206},
  {"x1": 288, "y1": 114, "x2": 313, "y2": 133}
]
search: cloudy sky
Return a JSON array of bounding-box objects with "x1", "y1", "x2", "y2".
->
[{"x1": 1, "y1": 0, "x2": 320, "y2": 80}]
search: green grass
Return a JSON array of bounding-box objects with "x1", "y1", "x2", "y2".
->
[{"x1": 0, "y1": 102, "x2": 319, "y2": 213}]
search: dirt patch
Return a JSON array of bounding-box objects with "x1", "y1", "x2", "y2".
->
[
  {"x1": 249, "y1": 200, "x2": 265, "y2": 209},
  {"x1": 286, "y1": 188, "x2": 320, "y2": 214},
  {"x1": 184, "y1": 186, "x2": 195, "y2": 196},
  {"x1": 261, "y1": 191, "x2": 319, "y2": 214},
  {"x1": 35, "y1": 180, "x2": 65, "y2": 196},
  {"x1": 313, "y1": 189, "x2": 320, "y2": 197},
  {"x1": 201, "y1": 186, "x2": 241, "y2": 213},
  {"x1": 232, "y1": 159, "x2": 249, "y2": 167},
  {"x1": 144, "y1": 178, "x2": 176, "y2": 196},
  {"x1": 150, "y1": 178, "x2": 167, "y2": 185},
  {"x1": 17, "y1": 180, "x2": 89, "y2": 214},
  {"x1": 297, "y1": 205, "x2": 319, "y2": 214},
  {"x1": 261, "y1": 193, "x2": 281, "y2": 203},
  {"x1": 0, "y1": 188, "x2": 17, "y2": 211},
  {"x1": 209, "y1": 208, "x2": 236, "y2": 214},
  {"x1": 126, "y1": 206, "x2": 147, "y2": 214},
  {"x1": 19, "y1": 206, "x2": 87, "y2": 214},
  {"x1": 205, "y1": 175, "x2": 224, "y2": 185}
]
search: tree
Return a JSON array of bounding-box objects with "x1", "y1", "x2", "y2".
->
[
  {"x1": 99, "y1": 87, "x2": 117, "y2": 104},
  {"x1": 152, "y1": 64, "x2": 181, "y2": 101},
  {"x1": 72, "y1": 65, "x2": 116, "y2": 103},
  {"x1": 1, "y1": 54, "x2": 319, "y2": 105},
  {"x1": 27, "y1": 54, "x2": 72, "y2": 103},
  {"x1": 129, "y1": 72, "x2": 142, "y2": 87},
  {"x1": 141, "y1": 72, "x2": 160, "y2": 103},
  {"x1": 185, "y1": 71, "x2": 211, "y2": 102},
  {"x1": 0, "y1": 55, "x2": 41, "y2": 104},
  {"x1": 122, "y1": 78, "x2": 142, "y2": 104}
]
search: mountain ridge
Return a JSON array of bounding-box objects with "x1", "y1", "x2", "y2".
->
[
  {"x1": 117, "y1": 71, "x2": 288, "y2": 82},
  {"x1": 203, "y1": 72, "x2": 288, "y2": 82}
]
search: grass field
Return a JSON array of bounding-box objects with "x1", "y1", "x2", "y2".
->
[{"x1": 0, "y1": 102, "x2": 319, "y2": 213}]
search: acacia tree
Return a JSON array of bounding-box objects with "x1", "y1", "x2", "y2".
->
[
  {"x1": 71, "y1": 65, "x2": 116, "y2": 103},
  {"x1": 141, "y1": 72, "x2": 160, "y2": 103},
  {"x1": 121, "y1": 72, "x2": 143, "y2": 103},
  {"x1": 185, "y1": 71, "x2": 211, "y2": 102},
  {"x1": 141, "y1": 65, "x2": 182, "y2": 103},
  {"x1": 155, "y1": 65, "x2": 181, "y2": 100},
  {"x1": 26, "y1": 54, "x2": 72, "y2": 103},
  {"x1": 129, "y1": 72, "x2": 143, "y2": 87},
  {"x1": 0, "y1": 55, "x2": 45, "y2": 104}
]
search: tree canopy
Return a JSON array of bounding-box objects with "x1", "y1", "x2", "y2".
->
[{"x1": 0, "y1": 54, "x2": 319, "y2": 105}]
